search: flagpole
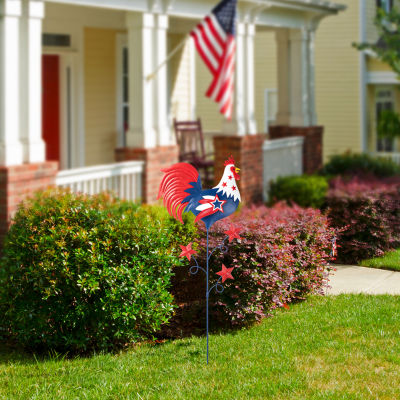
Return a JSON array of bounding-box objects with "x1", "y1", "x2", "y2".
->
[{"x1": 145, "y1": 35, "x2": 190, "y2": 82}]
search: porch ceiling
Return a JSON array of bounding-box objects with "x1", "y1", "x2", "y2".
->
[{"x1": 44, "y1": 0, "x2": 345, "y2": 29}]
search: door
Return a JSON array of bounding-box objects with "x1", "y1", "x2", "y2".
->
[{"x1": 42, "y1": 55, "x2": 60, "y2": 163}]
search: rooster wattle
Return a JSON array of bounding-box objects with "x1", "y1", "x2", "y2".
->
[{"x1": 158, "y1": 156, "x2": 241, "y2": 229}]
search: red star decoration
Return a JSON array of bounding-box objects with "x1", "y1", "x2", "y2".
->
[
  {"x1": 179, "y1": 243, "x2": 197, "y2": 261},
  {"x1": 228, "y1": 175, "x2": 233, "y2": 180},
  {"x1": 231, "y1": 185, "x2": 236, "y2": 191},
  {"x1": 216, "y1": 264, "x2": 234, "y2": 283},
  {"x1": 224, "y1": 224, "x2": 241, "y2": 243},
  {"x1": 222, "y1": 182, "x2": 227, "y2": 188}
]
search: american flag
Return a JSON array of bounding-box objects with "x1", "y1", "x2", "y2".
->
[{"x1": 190, "y1": 0, "x2": 237, "y2": 119}]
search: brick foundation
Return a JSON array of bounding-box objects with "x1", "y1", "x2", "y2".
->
[
  {"x1": 115, "y1": 145, "x2": 179, "y2": 204},
  {"x1": 268, "y1": 125, "x2": 323, "y2": 174},
  {"x1": 213, "y1": 134, "x2": 266, "y2": 204},
  {"x1": 0, "y1": 161, "x2": 58, "y2": 245}
]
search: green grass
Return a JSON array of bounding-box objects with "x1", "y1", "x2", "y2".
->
[
  {"x1": 1, "y1": 295, "x2": 400, "y2": 399},
  {"x1": 360, "y1": 248, "x2": 400, "y2": 271}
]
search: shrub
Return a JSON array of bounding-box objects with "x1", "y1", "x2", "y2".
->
[
  {"x1": 269, "y1": 175, "x2": 329, "y2": 208},
  {"x1": 320, "y1": 152, "x2": 400, "y2": 178},
  {"x1": 327, "y1": 177, "x2": 400, "y2": 263},
  {"x1": 0, "y1": 189, "x2": 196, "y2": 353},
  {"x1": 193, "y1": 203, "x2": 336, "y2": 326}
]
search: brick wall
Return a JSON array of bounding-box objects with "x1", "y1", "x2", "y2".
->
[
  {"x1": 116, "y1": 145, "x2": 179, "y2": 204},
  {"x1": 0, "y1": 162, "x2": 58, "y2": 245},
  {"x1": 269, "y1": 126, "x2": 323, "y2": 174},
  {"x1": 213, "y1": 134, "x2": 266, "y2": 204}
]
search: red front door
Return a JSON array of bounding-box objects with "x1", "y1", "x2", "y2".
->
[{"x1": 42, "y1": 55, "x2": 60, "y2": 163}]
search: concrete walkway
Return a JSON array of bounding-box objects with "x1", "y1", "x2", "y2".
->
[{"x1": 326, "y1": 265, "x2": 400, "y2": 295}]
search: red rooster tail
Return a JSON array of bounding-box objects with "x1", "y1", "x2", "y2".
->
[{"x1": 158, "y1": 163, "x2": 199, "y2": 223}]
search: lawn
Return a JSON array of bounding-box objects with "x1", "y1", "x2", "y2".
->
[
  {"x1": 1, "y1": 295, "x2": 400, "y2": 400},
  {"x1": 360, "y1": 248, "x2": 400, "y2": 272}
]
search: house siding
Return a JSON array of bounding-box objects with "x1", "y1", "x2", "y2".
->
[
  {"x1": 168, "y1": 33, "x2": 193, "y2": 122},
  {"x1": 255, "y1": 30, "x2": 277, "y2": 133},
  {"x1": 315, "y1": 0, "x2": 361, "y2": 160},
  {"x1": 84, "y1": 27, "x2": 121, "y2": 166}
]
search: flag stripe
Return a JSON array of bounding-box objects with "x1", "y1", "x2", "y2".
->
[{"x1": 190, "y1": 0, "x2": 236, "y2": 120}]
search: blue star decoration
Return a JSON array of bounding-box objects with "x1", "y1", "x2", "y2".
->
[{"x1": 212, "y1": 195, "x2": 225, "y2": 211}]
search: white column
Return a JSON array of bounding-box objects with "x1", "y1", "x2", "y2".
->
[
  {"x1": 289, "y1": 28, "x2": 310, "y2": 126},
  {"x1": 0, "y1": 0, "x2": 24, "y2": 166},
  {"x1": 19, "y1": 0, "x2": 46, "y2": 163},
  {"x1": 308, "y1": 28, "x2": 317, "y2": 126},
  {"x1": 223, "y1": 22, "x2": 246, "y2": 136},
  {"x1": 126, "y1": 12, "x2": 156, "y2": 149},
  {"x1": 154, "y1": 14, "x2": 170, "y2": 146},
  {"x1": 275, "y1": 28, "x2": 314, "y2": 127},
  {"x1": 275, "y1": 29, "x2": 290, "y2": 126},
  {"x1": 245, "y1": 23, "x2": 257, "y2": 134}
]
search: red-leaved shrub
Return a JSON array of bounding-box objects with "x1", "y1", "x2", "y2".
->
[
  {"x1": 194, "y1": 203, "x2": 336, "y2": 326},
  {"x1": 327, "y1": 177, "x2": 400, "y2": 263}
]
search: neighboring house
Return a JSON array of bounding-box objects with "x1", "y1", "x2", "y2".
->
[
  {"x1": 0, "y1": 0, "x2": 344, "y2": 243},
  {"x1": 247, "y1": 0, "x2": 400, "y2": 162}
]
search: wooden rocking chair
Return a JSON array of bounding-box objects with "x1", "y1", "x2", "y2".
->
[{"x1": 173, "y1": 118, "x2": 214, "y2": 185}]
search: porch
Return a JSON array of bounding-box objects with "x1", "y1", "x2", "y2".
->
[{"x1": 0, "y1": 0, "x2": 344, "y2": 240}]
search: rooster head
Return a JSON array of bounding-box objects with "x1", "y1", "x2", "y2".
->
[{"x1": 224, "y1": 156, "x2": 240, "y2": 181}]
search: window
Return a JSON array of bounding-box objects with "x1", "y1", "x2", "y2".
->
[
  {"x1": 116, "y1": 34, "x2": 129, "y2": 148},
  {"x1": 376, "y1": 87, "x2": 395, "y2": 152},
  {"x1": 42, "y1": 33, "x2": 71, "y2": 47},
  {"x1": 264, "y1": 89, "x2": 277, "y2": 133},
  {"x1": 376, "y1": 0, "x2": 393, "y2": 12},
  {"x1": 121, "y1": 46, "x2": 129, "y2": 147}
]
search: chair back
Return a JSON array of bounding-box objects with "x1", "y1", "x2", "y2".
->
[{"x1": 173, "y1": 118, "x2": 206, "y2": 163}]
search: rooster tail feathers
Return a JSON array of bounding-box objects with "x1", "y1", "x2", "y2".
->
[{"x1": 158, "y1": 163, "x2": 200, "y2": 223}]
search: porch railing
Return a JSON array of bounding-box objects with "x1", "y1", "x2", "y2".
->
[
  {"x1": 263, "y1": 136, "x2": 304, "y2": 201},
  {"x1": 373, "y1": 152, "x2": 400, "y2": 165},
  {"x1": 55, "y1": 161, "x2": 144, "y2": 202}
]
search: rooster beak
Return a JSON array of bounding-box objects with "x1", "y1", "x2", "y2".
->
[{"x1": 235, "y1": 168, "x2": 240, "y2": 174}]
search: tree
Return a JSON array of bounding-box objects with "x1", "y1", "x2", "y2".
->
[{"x1": 353, "y1": 7, "x2": 400, "y2": 79}]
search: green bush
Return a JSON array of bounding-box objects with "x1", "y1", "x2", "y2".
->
[
  {"x1": 269, "y1": 175, "x2": 329, "y2": 209},
  {"x1": 0, "y1": 189, "x2": 196, "y2": 353},
  {"x1": 320, "y1": 152, "x2": 400, "y2": 177}
]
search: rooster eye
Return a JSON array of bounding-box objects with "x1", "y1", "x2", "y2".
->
[{"x1": 230, "y1": 166, "x2": 235, "y2": 172}]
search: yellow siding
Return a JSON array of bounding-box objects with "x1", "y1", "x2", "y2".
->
[
  {"x1": 168, "y1": 33, "x2": 193, "y2": 121},
  {"x1": 367, "y1": 56, "x2": 394, "y2": 72},
  {"x1": 195, "y1": 51, "x2": 224, "y2": 131},
  {"x1": 84, "y1": 27, "x2": 121, "y2": 166},
  {"x1": 255, "y1": 30, "x2": 277, "y2": 132},
  {"x1": 315, "y1": 0, "x2": 361, "y2": 160},
  {"x1": 366, "y1": 0, "x2": 379, "y2": 44}
]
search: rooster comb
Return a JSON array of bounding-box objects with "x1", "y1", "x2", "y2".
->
[{"x1": 224, "y1": 156, "x2": 235, "y2": 166}]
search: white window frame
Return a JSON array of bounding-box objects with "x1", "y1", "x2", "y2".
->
[
  {"x1": 375, "y1": 85, "x2": 397, "y2": 152},
  {"x1": 116, "y1": 34, "x2": 128, "y2": 149},
  {"x1": 264, "y1": 88, "x2": 277, "y2": 133}
]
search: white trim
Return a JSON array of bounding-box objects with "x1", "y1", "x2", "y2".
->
[
  {"x1": 263, "y1": 136, "x2": 304, "y2": 150},
  {"x1": 189, "y1": 38, "x2": 196, "y2": 120},
  {"x1": 367, "y1": 71, "x2": 400, "y2": 85}
]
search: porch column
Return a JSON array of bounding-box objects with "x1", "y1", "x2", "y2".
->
[
  {"x1": 244, "y1": 23, "x2": 257, "y2": 134},
  {"x1": 19, "y1": 0, "x2": 46, "y2": 163},
  {"x1": 154, "y1": 14, "x2": 171, "y2": 146},
  {"x1": 125, "y1": 12, "x2": 156, "y2": 148},
  {"x1": 223, "y1": 21, "x2": 257, "y2": 135},
  {"x1": 0, "y1": 0, "x2": 24, "y2": 166},
  {"x1": 276, "y1": 28, "x2": 314, "y2": 127}
]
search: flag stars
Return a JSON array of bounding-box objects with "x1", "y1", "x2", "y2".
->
[
  {"x1": 222, "y1": 182, "x2": 227, "y2": 188},
  {"x1": 228, "y1": 175, "x2": 233, "y2": 180},
  {"x1": 231, "y1": 185, "x2": 236, "y2": 191}
]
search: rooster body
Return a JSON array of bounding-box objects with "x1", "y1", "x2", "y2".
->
[{"x1": 158, "y1": 157, "x2": 241, "y2": 229}]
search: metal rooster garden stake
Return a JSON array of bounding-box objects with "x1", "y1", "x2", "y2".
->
[{"x1": 158, "y1": 156, "x2": 242, "y2": 364}]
